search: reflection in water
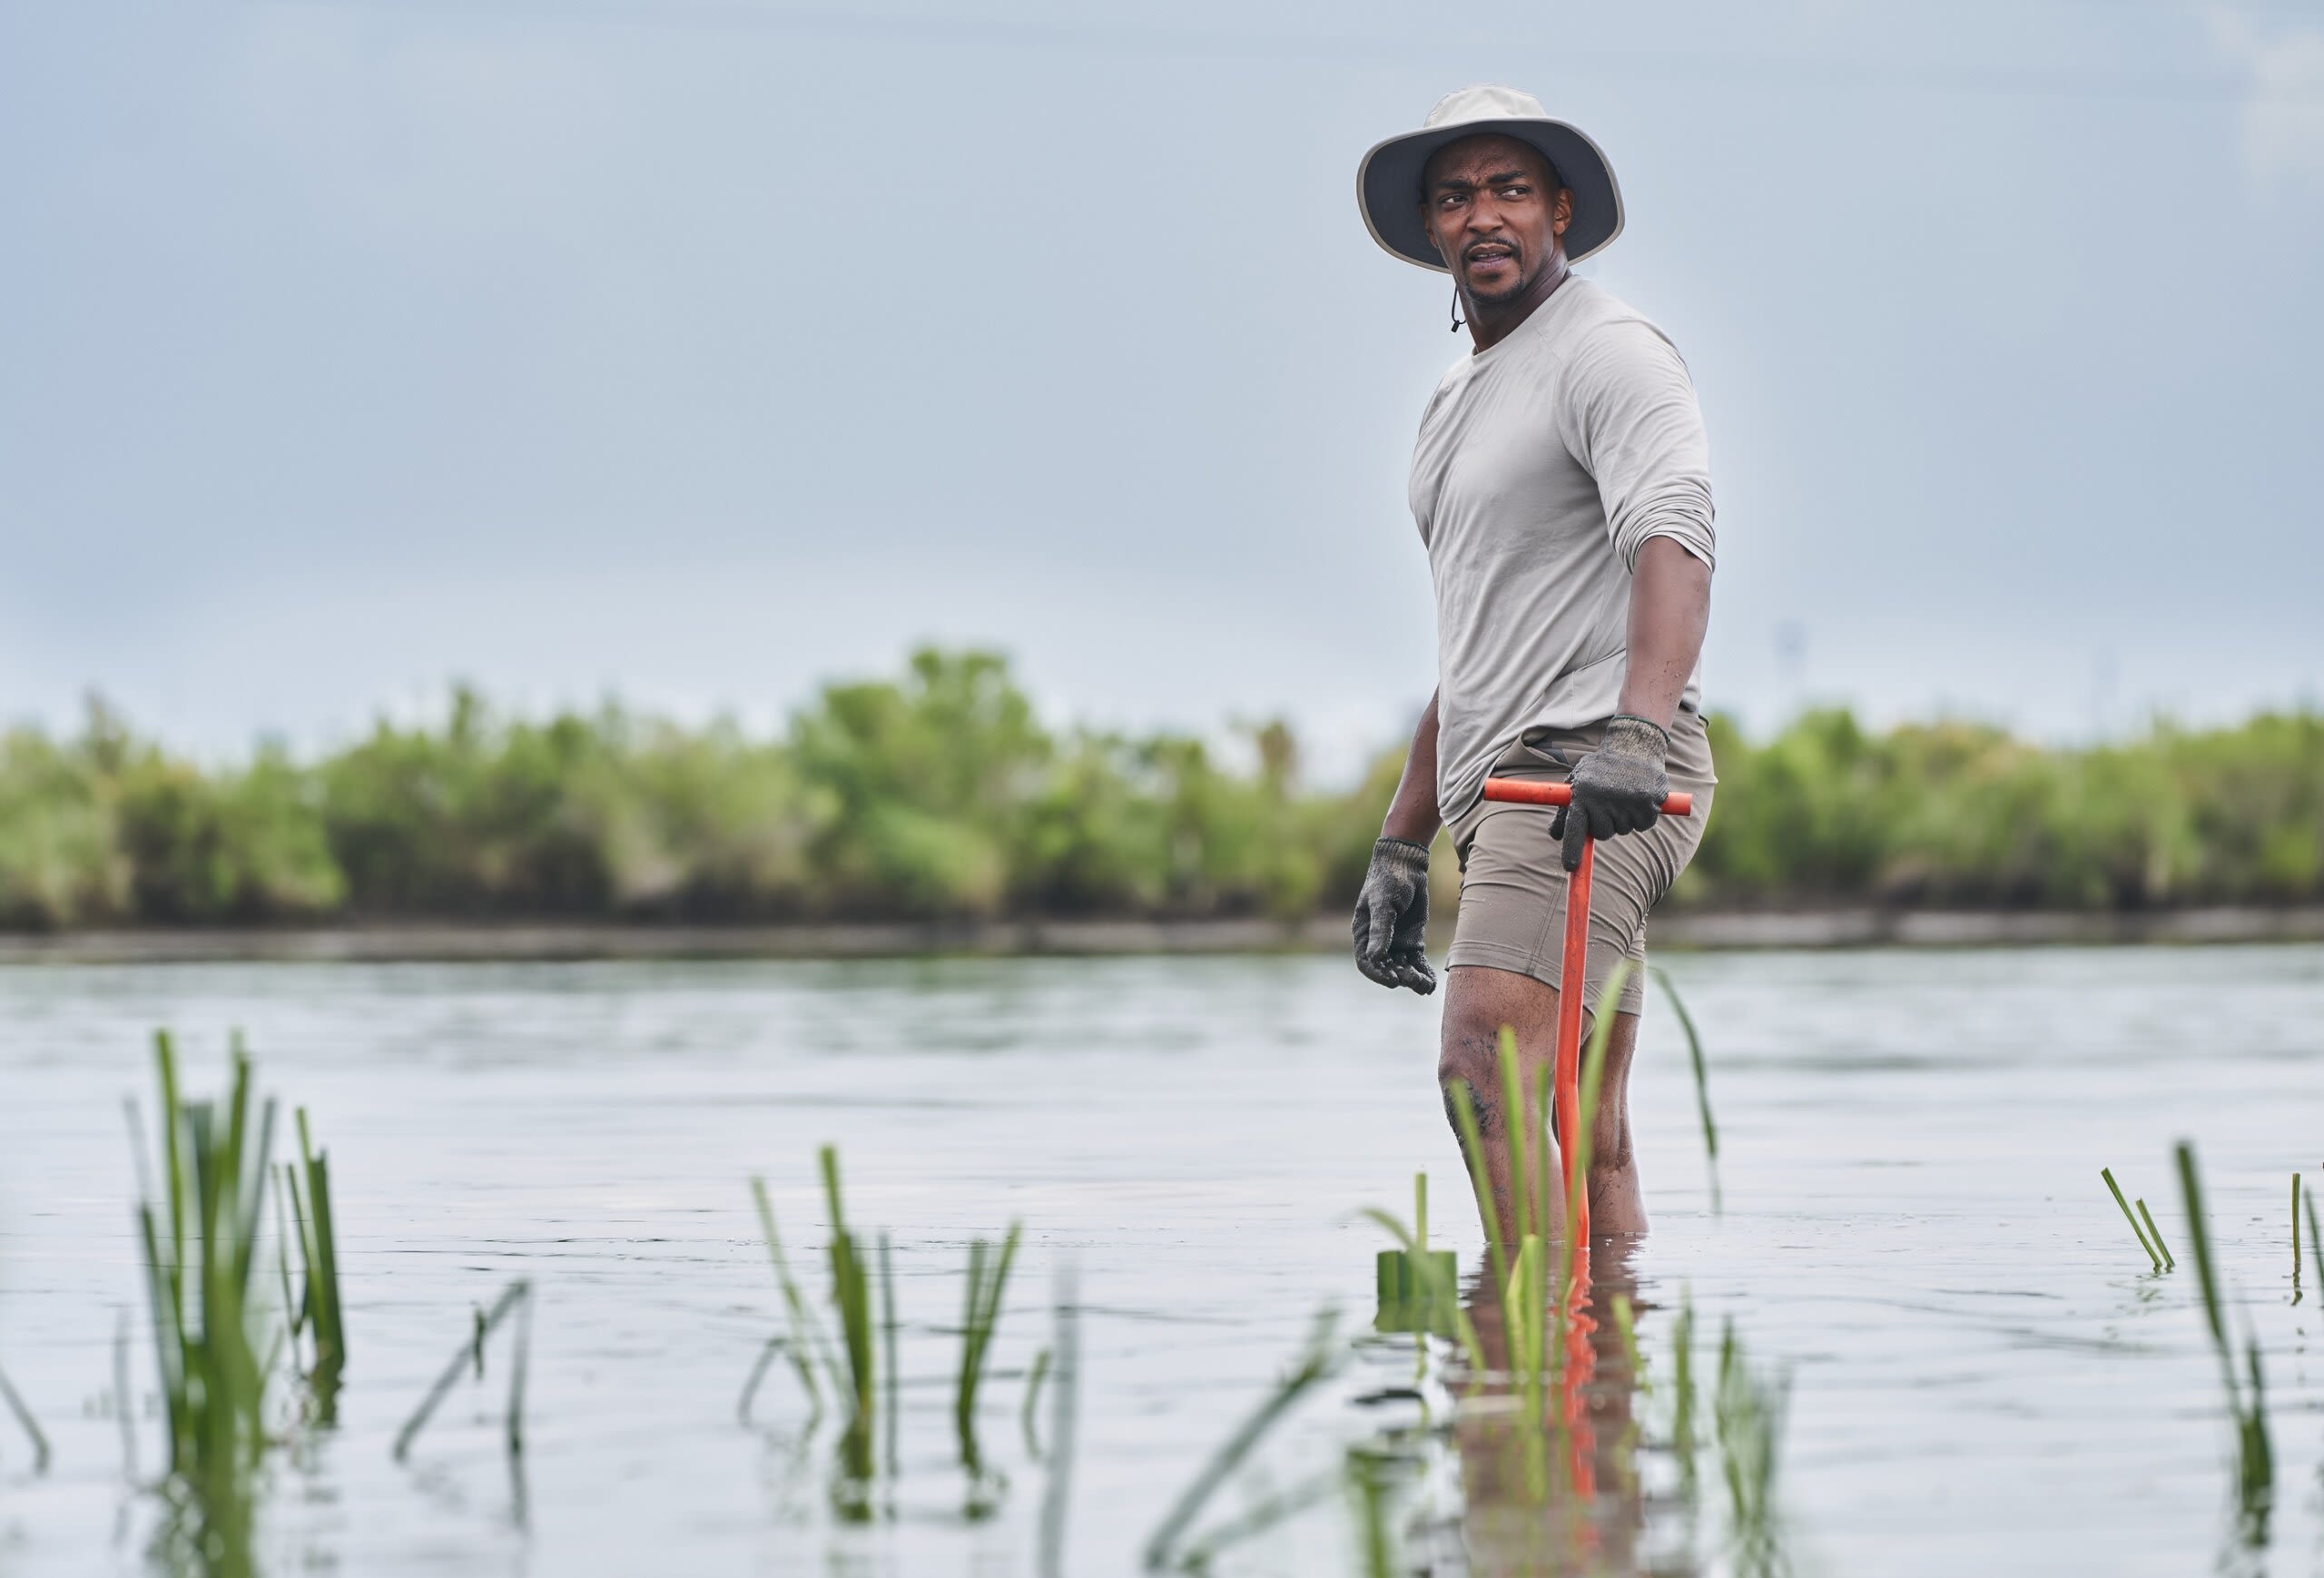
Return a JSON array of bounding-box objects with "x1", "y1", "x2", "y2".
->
[{"x1": 1383, "y1": 1240, "x2": 1791, "y2": 1578}]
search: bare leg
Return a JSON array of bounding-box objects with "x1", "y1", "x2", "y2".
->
[{"x1": 1438, "y1": 964, "x2": 1648, "y2": 1246}]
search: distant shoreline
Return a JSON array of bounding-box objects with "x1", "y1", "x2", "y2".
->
[{"x1": 2, "y1": 905, "x2": 2321, "y2": 965}]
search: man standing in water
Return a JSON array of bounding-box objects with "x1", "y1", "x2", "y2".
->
[{"x1": 1349, "y1": 86, "x2": 1718, "y2": 1243}]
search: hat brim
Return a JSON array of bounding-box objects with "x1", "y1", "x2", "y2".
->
[{"x1": 1357, "y1": 118, "x2": 1624, "y2": 271}]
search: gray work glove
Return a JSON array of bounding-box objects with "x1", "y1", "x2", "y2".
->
[
  {"x1": 1549, "y1": 715, "x2": 1670, "y2": 872},
  {"x1": 1352, "y1": 836, "x2": 1436, "y2": 994}
]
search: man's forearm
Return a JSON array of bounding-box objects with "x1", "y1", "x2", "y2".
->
[
  {"x1": 1615, "y1": 537, "x2": 1712, "y2": 729},
  {"x1": 1381, "y1": 692, "x2": 1443, "y2": 845}
]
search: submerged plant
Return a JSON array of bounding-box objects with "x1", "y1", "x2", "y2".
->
[
  {"x1": 1360, "y1": 1174, "x2": 1483, "y2": 1374},
  {"x1": 391, "y1": 1278, "x2": 533, "y2": 1462},
  {"x1": 0, "y1": 1357, "x2": 50, "y2": 1473},
  {"x1": 2173, "y1": 1140, "x2": 2271, "y2": 1547},
  {"x1": 1669, "y1": 1289, "x2": 1699, "y2": 1497},
  {"x1": 1714, "y1": 1317, "x2": 1793, "y2": 1578},
  {"x1": 1140, "y1": 1307, "x2": 1344, "y2": 1572}
]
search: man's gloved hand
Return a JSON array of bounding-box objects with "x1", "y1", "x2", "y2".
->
[
  {"x1": 1352, "y1": 836, "x2": 1437, "y2": 994},
  {"x1": 1549, "y1": 715, "x2": 1670, "y2": 872}
]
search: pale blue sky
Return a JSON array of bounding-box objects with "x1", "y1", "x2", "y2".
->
[{"x1": 5, "y1": 0, "x2": 2320, "y2": 777}]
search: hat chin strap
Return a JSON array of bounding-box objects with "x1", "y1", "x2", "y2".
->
[{"x1": 1450, "y1": 281, "x2": 1464, "y2": 333}]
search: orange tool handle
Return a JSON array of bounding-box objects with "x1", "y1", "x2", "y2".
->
[{"x1": 1482, "y1": 777, "x2": 1693, "y2": 817}]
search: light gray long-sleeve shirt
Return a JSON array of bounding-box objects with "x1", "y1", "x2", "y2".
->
[{"x1": 1408, "y1": 276, "x2": 1716, "y2": 823}]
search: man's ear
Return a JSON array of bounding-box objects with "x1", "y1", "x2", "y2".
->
[{"x1": 1551, "y1": 187, "x2": 1573, "y2": 237}]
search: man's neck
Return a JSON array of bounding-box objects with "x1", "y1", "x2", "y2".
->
[{"x1": 1464, "y1": 257, "x2": 1571, "y2": 354}]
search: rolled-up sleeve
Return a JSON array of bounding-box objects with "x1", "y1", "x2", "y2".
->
[{"x1": 1555, "y1": 318, "x2": 1716, "y2": 573}]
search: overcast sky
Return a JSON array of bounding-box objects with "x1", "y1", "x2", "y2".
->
[{"x1": 5, "y1": 0, "x2": 2321, "y2": 778}]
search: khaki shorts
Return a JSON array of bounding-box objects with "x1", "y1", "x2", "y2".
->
[{"x1": 1445, "y1": 708, "x2": 1716, "y2": 1017}]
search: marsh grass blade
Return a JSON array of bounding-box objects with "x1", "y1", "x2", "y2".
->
[
  {"x1": 955, "y1": 1218, "x2": 1021, "y2": 1487},
  {"x1": 1649, "y1": 964, "x2": 1721, "y2": 1213},
  {"x1": 2292, "y1": 1174, "x2": 2303, "y2": 1295},
  {"x1": 737, "y1": 1336, "x2": 788, "y2": 1425},
  {"x1": 748, "y1": 1176, "x2": 833, "y2": 1424},
  {"x1": 1496, "y1": 1026, "x2": 1533, "y2": 1253},
  {"x1": 1445, "y1": 1082, "x2": 1509, "y2": 1309},
  {"x1": 0, "y1": 1360, "x2": 50, "y2": 1472},
  {"x1": 1020, "y1": 1345, "x2": 1052, "y2": 1456},
  {"x1": 131, "y1": 1032, "x2": 281, "y2": 1573},
  {"x1": 1170, "y1": 1467, "x2": 1344, "y2": 1573},
  {"x1": 2172, "y1": 1140, "x2": 2272, "y2": 1544},
  {"x1": 392, "y1": 1278, "x2": 530, "y2": 1461},
  {"x1": 817, "y1": 1146, "x2": 880, "y2": 1494},
  {"x1": 2136, "y1": 1199, "x2": 2173, "y2": 1270},
  {"x1": 1140, "y1": 1307, "x2": 1342, "y2": 1572},
  {"x1": 2102, "y1": 1168, "x2": 2162, "y2": 1271},
  {"x1": 291, "y1": 1108, "x2": 347, "y2": 1389}
]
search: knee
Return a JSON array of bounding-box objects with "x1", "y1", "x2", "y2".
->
[{"x1": 1435, "y1": 1022, "x2": 1505, "y2": 1139}]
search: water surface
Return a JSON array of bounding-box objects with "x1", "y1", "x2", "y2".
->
[{"x1": 1, "y1": 945, "x2": 2319, "y2": 1574}]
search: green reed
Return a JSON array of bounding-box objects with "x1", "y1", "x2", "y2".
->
[
  {"x1": 2172, "y1": 1141, "x2": 2272, "y2": 1545},
  {"x1": 1444, "y1": 1080, "x2": 1508, "y2": 1319},
  {"x1": 747, "y1": 1175, "x2": 836, "y2": 1425},
  {"x1": 0, "y1": 1358, "x2": 50, "y2": 1473},
  {"x1": 1496, "y1": 1027, "x2": 1535, "y2": 1255},
  {"x1": 130, "y1": 1032, "x2": 278, "y2": 1574},
  {"x1": 2293, "y1": 1174, "x2": 2303, "y2": 1297},
  {"x1": 277, "y1": 1108, "x2": 347, "y2": 1413},
  {"x1": 2102, "y1": 1167, "x2": 2164, "y2": 1272},
  {"x1": 1649, "y1": 965, "x2": 1722, "y2": 1214},
  {"x1": 2138, "y1": 1198, "x2": 2174, "y2": 1270},
  {"x1": 817, "y1": 1147, "x2": 881, "y2": 1498},
  {"x1": 955, "y1": 1218, "x2": 1021, "y2": 1487},
  {"x1": 1141, "y1": 1307, "x2": 1343, "y2": 1572},
  {"x1": 391, "y1": 1277, "x2": 532, "y2": 1461}
]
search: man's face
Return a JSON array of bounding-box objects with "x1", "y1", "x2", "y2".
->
[{"x1": 1420, "y1": 134, "x2": 1572, "y2": 304}]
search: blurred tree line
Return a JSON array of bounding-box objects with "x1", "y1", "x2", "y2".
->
[{"x1": 1, "y1": 648, "x2": 2319, "y2": 930}]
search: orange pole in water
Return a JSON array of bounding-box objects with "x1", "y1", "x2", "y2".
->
[{"x1": 1478, "y1": 776, "x2": 1696, "y2": 1247}]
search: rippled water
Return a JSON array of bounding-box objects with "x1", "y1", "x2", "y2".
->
[{"x1": 1, "y1": 945, "x2": 2320, "y2": 1575}]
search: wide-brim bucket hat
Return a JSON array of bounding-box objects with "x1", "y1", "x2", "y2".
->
[{"x1": 1358, "y1": 84, "x2": 1624, "y2": 271}]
